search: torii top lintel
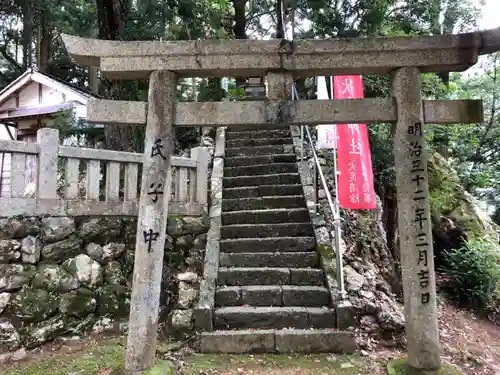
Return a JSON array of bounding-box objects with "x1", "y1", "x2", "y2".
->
[{"x1": 61, "y1": 27, "x2": 500, "y2": 80}]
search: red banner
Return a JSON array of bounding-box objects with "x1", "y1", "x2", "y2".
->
[{"x1": 333, "y1": 76, "x2": 376, "y2": 210}]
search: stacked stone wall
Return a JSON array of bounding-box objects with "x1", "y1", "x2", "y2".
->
[{"x1": 0, "y1": 215, "x2": 208, "y2": 354}]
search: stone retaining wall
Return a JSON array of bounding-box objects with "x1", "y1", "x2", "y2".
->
[{"x1": 0, "y1": 215, "x2": 209, "y2": 354}]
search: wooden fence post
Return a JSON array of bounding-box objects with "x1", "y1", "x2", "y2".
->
[
  {"x1": 191, "y1": 147, "x2": 210, "y2": 205},
  {"x1": 37, "y1": 128, "x2": 59, "y2": 199},
  {"x1": 125, "y1": 70, "x2": 176, "y2": 373}
]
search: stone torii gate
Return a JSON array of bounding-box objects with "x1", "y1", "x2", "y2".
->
[{"x1": 61, "y1": 28, "x2": 500, "y2": 374}]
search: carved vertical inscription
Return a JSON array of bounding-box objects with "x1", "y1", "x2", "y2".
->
[
  {"x1": 392, "y1": 67, "x2": 440, "y2": 371},
  {"x1": 125, "y1": 71, "x2": 176, "y2": 373}
]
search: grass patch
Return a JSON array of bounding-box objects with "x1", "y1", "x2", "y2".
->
[
  {"x1": 1, "y1": 338, "x2": 125, "y2": 375},
  {"x1": 387, "y1": 357, "x2": 464, "y2": 375},
  {"x1": 183, "y1": 353, "x2": 364, "y2": 374}
]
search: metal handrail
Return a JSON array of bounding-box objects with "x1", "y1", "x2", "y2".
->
[{"x1": 292, "y1": 83, "x2": 346, "y2": 300}]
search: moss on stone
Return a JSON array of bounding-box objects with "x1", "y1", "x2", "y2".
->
[{"x1": 387, "y1": 358, "x2": 464, "y2": 375}]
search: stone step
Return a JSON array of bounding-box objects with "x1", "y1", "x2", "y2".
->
[
  {"x1": 224, "y1": 154, "x2": 296, "y2": 167},
  {"x1": 226, "y1": 125, "x2": 288, "y2": 132},
  {"x1": 199, "y1": 329, "x2": 357, "y2": 354},
  {"x1": 222, "y1": 208, "x2": 310, "y2": 225},
  {"x1": 221, "y1": 222, "x2": 313, "y2": 238},
  {"x1": 224, "y1": 163, "x2": 297, "y2": 177},
  {"x1": 214, "y1": 306, "x2": 336, "y2": 330},
  {"x1": 226, "y1": 137, "x2": 293, "y2": 148},
  {"x1": 226, "y1": 129, "x2": 291, "y2": 140},
  {"x1": 223, "y1": 173, "x2": 301, "y2": 188},
  {"x1": 223, "y1": 184, "x2": 303, "y2": 199},
  {"x1": 220, "y1": 251, "x2": 319, "y2": 268},
  {"x1": 217, "y1": 267, "x2": 325, "y2": 286},
  {"x1": 226, "y1": 145, "x2": 293, "y2": 157},
  {"x1": 220, "y1": 237, "x2": 316, "y2": 253},
  {"x1": 215, "y1": 285, "x2": 330, "y2": 307},
  {"x1": 222, "y1": 196, "x2": 305, "y2": 212}
]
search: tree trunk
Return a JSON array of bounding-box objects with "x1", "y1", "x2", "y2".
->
[
  {"x1": 96, "y1": 0, "x2": 138, "y2": 151},
  {"x1": 37, "y1": 8, "x2": 51, "y2": 74},
  {"x1": 22, "y1": 0, "x2": 33, "y2": 70},
  {"x1": 232, "y1": 0, "x2": 247, "y2": 89}
]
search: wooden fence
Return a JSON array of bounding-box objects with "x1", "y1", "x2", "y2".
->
[{"x1": 0, "y1": 128, "x2": 210, "y2": 217}]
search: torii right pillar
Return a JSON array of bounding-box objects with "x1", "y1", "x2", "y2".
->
[{"x1": 392, "y1": 66, "x2": 441, "y2": 372}]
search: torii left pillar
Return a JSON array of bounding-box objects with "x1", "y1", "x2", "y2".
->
[{"x1": 125, "y1": 70, "x2": 176, "y2": 373}]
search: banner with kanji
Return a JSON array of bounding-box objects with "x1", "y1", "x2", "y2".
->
[
  {"x1": 316, "y1": 76, "x2": 337, "y2": 149},
  {"x1": 334, "y1": 75, "x2": 376, "y2": 210}
]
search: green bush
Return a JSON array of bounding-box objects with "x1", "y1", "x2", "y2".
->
[{"x1": 440, "y1": 238, "x2": 500, "y2": 310}]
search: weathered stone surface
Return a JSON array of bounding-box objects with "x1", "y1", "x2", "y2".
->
[
  {"x1": 78, "y1": 217, "x2": 122, "y2": 242},
  {"x1": 307, "y1": 307, "x2": 336, "y2": 328},
  {"x1": 0, "y1": 240, "x2": 21, "y2": 262},
  {"x1": 220, "y1": 252, "x2": 318, "y2": 268},
  {"x1": 226, "y1": 137, "x2": 293, "y2": 148},
  {"x1": 177, "y1": 271, "x2": 198, "y2": 283},
  {"x1": 63, "y1": 254, "x2": 103, "y2": 289},
  {"x1": 222, "y1": 208, "x2": 310, "y2": 226},
  {"x1": 171, "y1": 309, "x2": 193, "y2": 330},
  {"x1": 31, "y1": 264, "x2": 79, "y2": 292},
  {"x1": 335, "y1": 300, "x2": 357, "y2": 329},
  {"x1": 289, "y1": 268, "x2": 325, "y2": 286},
  {"x1": 225, "y1": 154, "x2": 295, "y2": 169},
  {"x1": 241, "y1": 285, "x2": 281, "y2": 306},
  {"x1": 41, "y1": 235, "x2": 83, "y2": 263},
  {"x1": 0, "y1": 293, "x2": 10, "y2": 314},
  {"x1": 282, "y1": 286, "x2": 330, "y2": 307},
  {"x1": 0, "y1": 319, "x2": 20, "y2": 353},
  {"x1": 220, "y1": 237, "x2": 315, "y2": 253},
  {"x1": 225, "y1": 145, "x2": 288, "y2": 157},
  {"x1": 101, "y1": 243, "x2": 126, "y2": 262},
  {"x1": 9, "y1": 287, "x2": 60, "y2": 321},
  {"x1": 21, "y1": 315, "x2": 74, "y2": 348},
  {"x1": 166, "y1": 217, "x2": 184, "y2": 237},
  {"x1": 223, "y1": 183, "x2": 302, "y2": 199},
  {"x1": 103, "y1": 261, "x2": 126, "y2": 285},
  {"x1": 182, "y1": 216, "x2": 209, "y2": 235},
  {"x1": 85, "y1": 243, "x2": 104, "y2": 262},
  {"x1": 218, "y1": 267, "x2": 290, "y2": 286},
  {"x1": 275, "y1": 329, "x2": 356, "y2": 354},
  {"x1": 41, "y1": 217, "x2": 75, "y2": 243},
  {"x1": 0, "y1": 264, "x2": 35, "y2": 292},
  {"x1": 215, "y1": 306, "x2": 309, "y2": 330},
  {"x1": 21, "y1": 236, "x2": 42, "y2": 264},
  {"x1": 96, "y1": 284, "x2": 130, "y2": 317},
  {"x1": 221, "y1": 223, "x2": 313, "y2": 239},
  {"x1": 200, "y1": 330, "x2": 275, "y2": 354},
  {"x1": 224, "y1": 163, "x2": 297, "y2": 178},
  {"x1": 223, "y1": 173, "x2": 300, "y2": 188},
  {"x1": 215, "y1": 286, "x2": 241, "y2": 307},
  {"x1": 178, "y1": 281, "x2": 197, "y2": 309},
  {"x1": 59, "y1": 288, "x2": 97, "y2": 317},
  {"x1": 0, "y1": 218, "x2": 39, "y2": 240},
  {"x1": 176, "y1": 234, "x2": 194, "y2": 251},
  {"x1": 222, "y1": 196, "x2": 306, "y2": 212},
  {"x1": 344, "y1": 265, "x2": 365, "y2": 292}
]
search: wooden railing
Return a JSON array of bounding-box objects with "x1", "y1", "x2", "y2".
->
[{"x1": 0, "y1": 128, "x2": 209, "y2": 217}]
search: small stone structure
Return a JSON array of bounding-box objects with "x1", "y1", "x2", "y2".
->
[{"x1": 0, "y1": 215, "x2": 208, "y2": 356}]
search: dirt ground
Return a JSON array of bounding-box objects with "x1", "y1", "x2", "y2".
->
[{"x1": 1, "y1": 301, "x2": 499, "y2": 375}]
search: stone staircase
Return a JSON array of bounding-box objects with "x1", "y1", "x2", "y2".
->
[{"x1": 199, "y1": 126, "x2": 356, "y2": 354}]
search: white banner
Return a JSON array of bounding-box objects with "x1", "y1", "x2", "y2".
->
[{"x1": 316, "y1": 76, "x2": 337, "y2": 149}]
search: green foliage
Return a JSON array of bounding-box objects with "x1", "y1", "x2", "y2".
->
[{"x1": 440, "y1": 238, "x2": 500, "y2": 310}]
